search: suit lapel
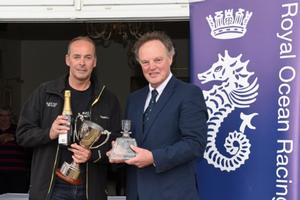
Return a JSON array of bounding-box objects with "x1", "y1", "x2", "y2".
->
[
  {"x1": 142, "y1": 77, "x2": 177, "y2": 142},
  {"x1": 135, "y1": 87, "x2": 149, "y2": 144}
]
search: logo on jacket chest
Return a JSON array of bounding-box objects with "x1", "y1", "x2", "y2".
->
[{"x1": 46, "y1": 101, "x2": 58, "y2": 108}]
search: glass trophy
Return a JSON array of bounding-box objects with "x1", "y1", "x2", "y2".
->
[
  {"x1": 109, "y1": 119, "x2": 137, "y2": 160},
  {"x1": 56, "y1": 120, "x2": 110, "y2": 185}
]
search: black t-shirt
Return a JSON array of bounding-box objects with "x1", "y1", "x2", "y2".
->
[{"x1": 58, "y1": 84, "x2": 93, "y2": 183}]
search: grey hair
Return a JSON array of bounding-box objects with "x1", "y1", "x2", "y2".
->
[
  {"x1": 67, "y1": 36, "x2": 97, "y2": 57},
  {"x1": 133, "y1": 31, "x2": 175, "y2": 61}
]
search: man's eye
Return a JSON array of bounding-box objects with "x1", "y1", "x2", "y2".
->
[
  {"x1": 154, "y1": 58, "x2": 163, "y2": 63},
  {"x1": 141, "y1": 61, "x2": 149, "y2": 65}
]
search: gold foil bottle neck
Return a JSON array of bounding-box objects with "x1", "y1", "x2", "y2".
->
[{"x1": 62, "y1": 90, "x2": 72, "y2": 116}]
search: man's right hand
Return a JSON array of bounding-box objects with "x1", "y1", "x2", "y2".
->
[{"x1": 49, "y1": 115, "x2": 70, "y2": 140}]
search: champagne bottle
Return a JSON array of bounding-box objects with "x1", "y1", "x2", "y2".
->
[{"x1": 58, "y1": 90, "x2": 73, "y2": 146}]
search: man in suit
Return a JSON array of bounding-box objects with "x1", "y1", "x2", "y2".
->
[{"x1": 109, "y1": 31, "x2": 208, "y2": 200}]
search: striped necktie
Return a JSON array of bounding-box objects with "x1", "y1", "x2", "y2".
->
[{"x1": 143, "y1": 89, "x2": 158, "y2": 126}]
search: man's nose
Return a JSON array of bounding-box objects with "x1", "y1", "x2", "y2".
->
[
  {"x1": 79, "y1": 58, "x2": 85, "y2": 65},
  {"x1": 149, "y1": 60, "x2": 156, "y2": 69}
]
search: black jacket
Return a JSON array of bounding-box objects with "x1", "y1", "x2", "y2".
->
[{"x1": 16, "y1": 74, "x2": 121, "y2": 200}]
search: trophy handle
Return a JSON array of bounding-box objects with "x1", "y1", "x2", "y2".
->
[{"x1": 90, "y1": 130, "x2": 111, "y2": 149}]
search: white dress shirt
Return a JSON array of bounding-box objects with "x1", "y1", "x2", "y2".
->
[{"x1": 144, "y1": 73, "x2": 173, "y2": 111}]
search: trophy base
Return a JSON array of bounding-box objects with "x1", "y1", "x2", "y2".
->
[
  {"x1": 110, "y1": 152, "x2": 136, "y2": 160},
  {"x1": 55, "y1": 170, "x2": 81, "y2": 185}
]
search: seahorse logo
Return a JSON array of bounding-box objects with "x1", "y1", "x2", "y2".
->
[{"x1": 198, "y1": 50, "x2": 259, "y2": 172}]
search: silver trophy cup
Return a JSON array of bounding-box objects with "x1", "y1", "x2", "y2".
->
[{"x1": 56, "y1": 120, "x2": 110, "y2": 185}]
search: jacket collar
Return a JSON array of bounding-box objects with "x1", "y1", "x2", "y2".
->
[
  {"x1": 140, "y1": 76, "x2": 177, "y2": 142},
  {"x1": 45, "y1": 72, "x2": 105, "y2": 99}
]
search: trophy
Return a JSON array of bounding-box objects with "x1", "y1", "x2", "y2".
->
[
  {"x1": 109, "y1": 119, "x2": 137, "y2": 160},
  {"x1": 56, "y1": 120, "x2": 110, "y2": 185}
]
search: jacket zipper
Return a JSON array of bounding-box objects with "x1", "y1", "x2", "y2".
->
[
  {"x1": 86, "y1": 162, "x2": 89, "y2": 200},
  {"x1": 86, "y1": 85, "x2": 106, "y2": 200},
  {"x1": 46, "y1": 92, "x2": 64, "y2": 199},
  {"x1": 47, "y1": 145, "x2": 60, "y2": 196}
]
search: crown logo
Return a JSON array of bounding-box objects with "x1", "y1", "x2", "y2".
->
[{"x1": 206, "y1": 8, "x2": 253, "y2": 40}]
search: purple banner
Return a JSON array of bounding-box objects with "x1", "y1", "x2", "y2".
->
[{"x1": 190, "y1": 1, "x2": 300, "y2": 200}]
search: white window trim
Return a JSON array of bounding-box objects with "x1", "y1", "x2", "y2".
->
[{"x1": 0, "y1": 0, "x2": 205, "y2": 21}]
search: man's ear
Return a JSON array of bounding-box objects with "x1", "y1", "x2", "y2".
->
[
  {"x1": 93, "y1": 57, "x2": 97, "y2": 68},
  {"x1": 65, "y1": 54, "x2": 70, "y2": 66},
  {"x1": 168, "y1": 55, "x2": 173, "y2": 66}
]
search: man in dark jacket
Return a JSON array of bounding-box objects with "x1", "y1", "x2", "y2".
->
[{"x1": 16, "y1": 36, "x2": 121, "y2": 200}]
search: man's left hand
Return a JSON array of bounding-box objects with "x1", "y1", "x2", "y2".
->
[
  {"x1": 125, "y1": 145, "x2": 154, "y2": 168},
  {"x1": 69, "y1": 143, "x2": 91, "y2": 164}
]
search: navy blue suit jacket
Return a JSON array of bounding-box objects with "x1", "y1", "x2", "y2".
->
[{"x1": 125, "y1": 76, "x2": 208, "y2": 200}]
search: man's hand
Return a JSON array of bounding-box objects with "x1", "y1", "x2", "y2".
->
[
  {"x1": 49, "y1": 115, "x2": 70, "y2": 140},
  {"x1": 68, "y1": 143, "x2": 91, "y2": 164},
  {"x1": 125, "y1": 145, "x2": 154, "y2": 168}
]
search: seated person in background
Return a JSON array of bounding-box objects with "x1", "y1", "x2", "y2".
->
[{"x1": 0, "y1": 106, "x2": 30, "y2": 194}]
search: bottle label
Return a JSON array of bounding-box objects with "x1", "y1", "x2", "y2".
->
[
  {"x1": 58, "y1": 115, "x2": 72, "y2": 145},
  {"x1": 58, "y1": 133, "x2": 68, "y2": 145}
]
